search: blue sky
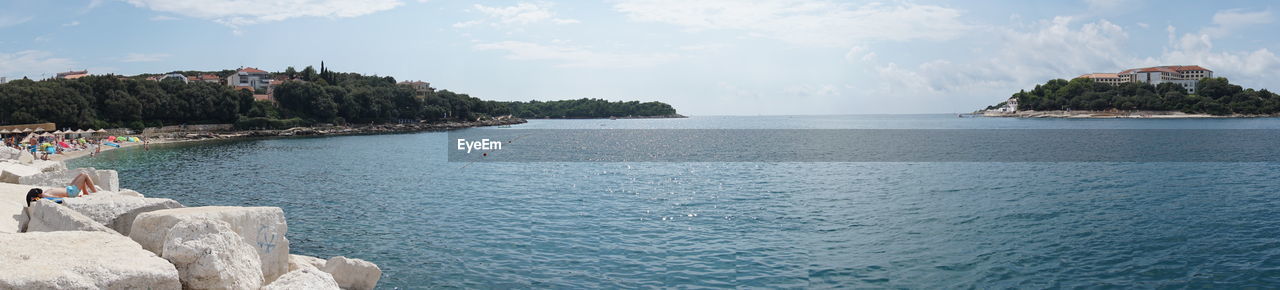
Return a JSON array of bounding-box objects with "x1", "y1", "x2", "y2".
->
[{"x1": 1, "y1": 0, "x2": 1278, "y2": 115}]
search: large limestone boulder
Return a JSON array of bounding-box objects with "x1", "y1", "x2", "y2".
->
[
  {"x1": 0, "y1": 231, "x2": 181, "y2": 289},
  {"x1": 162, "y1": 218, "x2": 264, "y2": 289},
  {"x1": 322, "y1": 256, "x2": 382, "y2": 290},
  {"x1": 61, "y1": 194, "x2": 183, "y2": 235},
  {"x1": 118, "y1": 188, "x2": 145, "y2": 197},
  {"x1": 29, "y1": 160, "x2": 67, "y2": 173},
  {"x1": 131, "y1": 206, "x2": 290, "y2": 282},
  {"x1": 0, "y1": 147, "x2": 18, "y2": 160},
  {"x1": 19, "y1": 167, "x2": 120, "y2": 191},
  {"x1": 0, "y1": 162, "x2": 39, "y2": 184},
  {"x1": 262, "y1": 267, "x2": 340, "y2": 290},
  {"x1": 16, "y1": 151, "x2": 34, "y2": 164},
  {"x1": 24, "y1": 199, "x2": 118, "y2": 233},
  {"x1": 0, "y1": 182, "x2": 31, "y2": 233},
  {"x1": 290, "y1": 254, "x2": 329, "y2": 272}
]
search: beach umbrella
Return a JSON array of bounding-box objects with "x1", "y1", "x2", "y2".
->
[
  {"x1": 34, "y1": 128, "x2": 44, "y2": 132},
  {"x1": 53, "y1": 130, "x2": 64, "y2": 134},
  {"x1": 22, "y1": 128, "x2": 32, "y2": 133},
  {"x1": 0, "y1": 129, "x2": 9, "y2": 134}
]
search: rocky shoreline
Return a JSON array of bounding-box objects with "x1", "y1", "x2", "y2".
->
[
  {"x1": 981, "y1": 110, "x2": 1280, "y2": 118},
  {"x1": 1, "y1": 147, "x2": 382, "y2": 289}
]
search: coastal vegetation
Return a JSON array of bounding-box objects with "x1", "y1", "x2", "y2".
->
[
  {"x1": 0, "y1": 66, "x2": 680, "y2": 129},
  {"x1": 1002, "y1": 77, "x2": 1280, "y2": 115},
  {"x1": 503, "y1": 99, "x2": 677, "y2": 118}
]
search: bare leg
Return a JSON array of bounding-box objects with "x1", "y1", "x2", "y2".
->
[{"x1": 69, "y1": 173, "x2": 98, "y2": 195}]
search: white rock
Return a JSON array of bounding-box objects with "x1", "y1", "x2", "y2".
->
[
  {"x1": 162, "y1": 218, "x2": 264, "y2": 290},
  {"x1": 262, "y1": 267, "x2": 341, "y2": 290},
  {"x1": 290, "y1": 254, "x2": 329, "y2": 272},
  {"x1": 0, "y1": 162, "x2": 39, "y2": 184},
  {"x1": 29, "y1": 160, "x2": 66, "y2": 173},
  {"x1": 16, "y1": 151, "x2": 33, "y2": 164},
  {"x1": 0, "y1": 182, "x2": 31, "y2": 233},
  {"x1": 18, "y1": 167, "x2": 120, "y2": 191},
  {"x1": 61, "y1": 194, "x2": 183, "y2": 235},
  {"x1": 0, "y1": 147, "x2": 18, "y2": 160},
  {"x1": 119, "y1": 188, "x2": 145, "y2": 197},
  {"x1": 23, "y1": 198, "x2": 118, "y2": 233},
  {"x1": 131, "y1": 206, "x2": 290, "y2": 282},
  {"x1": 322, "y1": 256, "x2": 382, "y2": 290},
  {"x1": 0, "y1": 231, "x2": 181, "y2": 289}
]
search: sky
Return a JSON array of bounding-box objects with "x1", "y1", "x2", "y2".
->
[{"x1": 1, "y1": 0, "x2": 1279, "y2": 115}]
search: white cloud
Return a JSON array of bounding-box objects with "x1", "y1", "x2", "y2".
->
[
  {"x1": 613, "y1": 0, "x2": 969, "y2": 47},
  {"x1": 119, "y1": 53, "x2": 171, "y2": 63},
  {"x1": 150, "y1": 15, "x2": 179, "y2": 21},
  {"x1": 1155, "y1": 26, "x2": 1280, "y2": 86},
  {"x1": 473, "y1": 41, "x2": 677, "y2": 68},
  {"x1": 0, "y1": 50, "x2": 76, "y2": 79},
  {"x1": 454, "y1": 2, "x2": 579, "y2": 28},
  {"x1": 63, "y1": 21, "x2": 81, "y2": 27},
  {"x1": 122, "y1": 0, "x2": 403, "y2": 28},
  {"x1": 870, "y1": 17, "x2": 1132, "y2": 97},
  {"x1": 1202, "y1": 9, "x2": 1272, "y2": 36},
  {"x1": 1084, "y1": 0, "x2": 1140, "y2": 11},
  {"x1": 0, "y1": 15, "x2": 33, "y2": 29}
]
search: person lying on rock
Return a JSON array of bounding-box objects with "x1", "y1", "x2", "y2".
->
[{"x1": 23, "y1": 173, "x2": 101, "y2": 206}]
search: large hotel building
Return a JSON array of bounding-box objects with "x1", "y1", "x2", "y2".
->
[{"x1": 1076, "y1": 65, "x2": 1212, "y2": 94}]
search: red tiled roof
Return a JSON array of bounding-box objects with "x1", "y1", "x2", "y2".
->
[
  {"x1": 1170, "y1": 65, "x2": 1210, "y2": 72},
  {"x1": 1137, "y1": 67, "x2": 1178, "y2": 73},
  {"x1": 238, "y1": 67, "x2": 268, "y2": 73},
  {"x1": 200, "y1": 74, "x2": 220, "y2": 80},
  {"x1": 233, "y1": 86, "x2": 254, "y2": 91},
  {"x1": 253, "y1": 94, "x2": 273, "y2": 102}
]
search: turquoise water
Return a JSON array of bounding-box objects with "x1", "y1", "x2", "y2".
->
[{"x1": 72, "y1": 115, "x2": 1280, "y2": 288}]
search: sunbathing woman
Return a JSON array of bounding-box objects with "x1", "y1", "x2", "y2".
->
[{"x1": 24, "y1": 172, "x2": 100, "y2": 205}]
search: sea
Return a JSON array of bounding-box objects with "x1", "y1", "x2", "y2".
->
[{"x1": 70, "y1": 115, "x2": 1280, "y2": 288}]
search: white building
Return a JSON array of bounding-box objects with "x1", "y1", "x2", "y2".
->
[
  {"x1": 998, "y1": 97, "x2": 1018, "y2": 113},
  {"x1": 226, "y1": 67, "x2": 271, "y2": 92},
  {"x1": 159, "y1": 73, "x2": 189, "y2": 83},
  {"x1": 1078, "y1": 65, "x2": 1212, "y2": 94}
]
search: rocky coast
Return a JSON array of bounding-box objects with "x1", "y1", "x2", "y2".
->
[{"x1": 0, "y1": 124, "x2": 469, "y2": 288}]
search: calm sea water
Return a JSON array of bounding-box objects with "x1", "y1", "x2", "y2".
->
[{"x1": 71, "y1": 115, "x2": 1280, "y2": 288}]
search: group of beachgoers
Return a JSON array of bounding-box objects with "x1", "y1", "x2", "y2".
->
[{"x1": 2, "y1": 134, "x2": 149, "y2": 160}]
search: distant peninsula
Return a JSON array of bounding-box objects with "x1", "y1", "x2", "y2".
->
[
  {"x1": 0, "y1": 64, "x2": 681, "y2": 129},
  {"x1": 983, "y1": 65, "x2": 1280, "y2": 118}
]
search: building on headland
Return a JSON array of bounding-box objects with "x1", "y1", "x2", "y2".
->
[
  {"x1": 1076, "y1": 65, "x2": 1212, "y2": 94},
  {"x1": 188, "y1": 74, "x2": 222, "y2": 84},
  {"x1": 997, "y1": 97, "x2": 1018, "y2": 113},
  {"x1": 226, "y1": 67, "x2": 271, "y2": 92},
  {"x1": 159, "y1": 72, "x2": 189, "y2": 83},
  {"x1": 0, "y1": 77, "x2": 6, "y2": 84},
  {"x1": 55, "y1": 70, "x2": 89, "y2": 79},
  {"x1": 398, "y1": 80, "x2": 433, "y2": 93}
]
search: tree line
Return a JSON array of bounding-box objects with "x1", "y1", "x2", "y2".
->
[
  {"x1": 1004, "y1": 77, "x2": 1280, "y2": 115},
  {"x1": 0, "y1": 65, "x2": 680, "y2": 129},
  {"x1": 504, "y1": 98, "x2": 677, "y2": 118}
]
